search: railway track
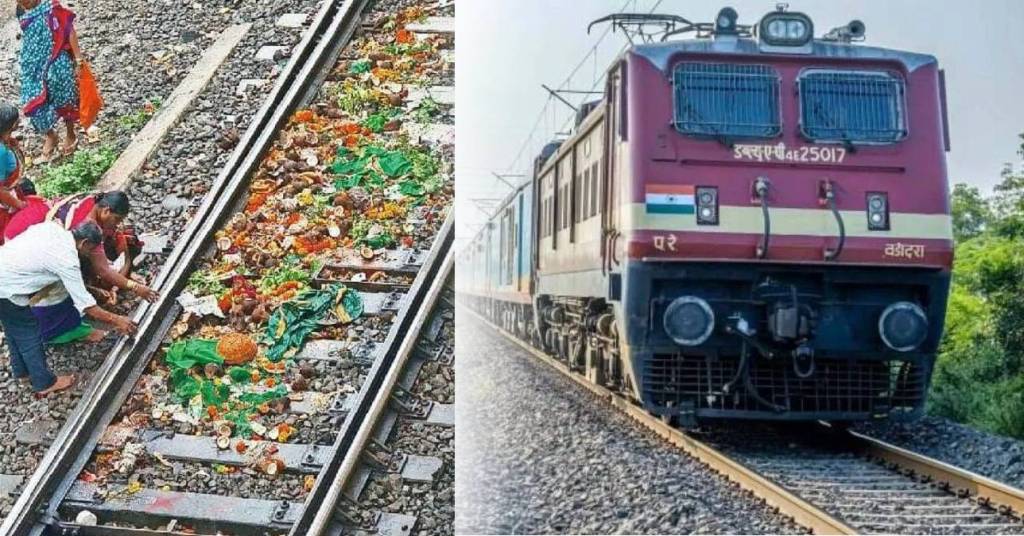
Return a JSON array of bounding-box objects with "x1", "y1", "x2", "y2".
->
[
  {"x1": 466, "y1": 310, "x2": 1024, "y2": 535},
  {"x1": 1, "y1": 0, "x2": 455, "y2": 533},
  {"x1": 314, "y1": 269, "x2": 454, "y2": 536}
]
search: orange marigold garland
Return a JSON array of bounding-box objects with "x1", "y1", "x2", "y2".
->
[{"x1": 217, "y1": 333, "x2": 258, "y2": 366}]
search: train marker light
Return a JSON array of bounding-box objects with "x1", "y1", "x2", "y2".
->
[
  {"x1": 696, "y1": 186, "x2": 719, "y2": 225},
  {"x1": 664, "y1": 296, "x2": 715, "y2": 347},
  {"x1": 866, "y1": 192, "x2": 890, "y2": 231},
  {"x1": 759, "y1": 11, "x2": 813, "y2": 47},
  {"x1": 879, "y1": 302, "x2": 928, "y2": 352}
]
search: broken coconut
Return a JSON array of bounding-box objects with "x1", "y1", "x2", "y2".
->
[
  {"x1": 216, "y1": 435, "x2": 231, "y2": 450},
  {"x1": 204, "y1": 363, "x2": 222, "y2": 379},
  {"x1": 251, "y1": 422, "x2": 268, "y2": 436},
  {"x1": 262, "y1": 458, "x2": 286, "y2": 476},
  {"x1": 75, "y1": 510, "x2": 98, "y2": 526}
]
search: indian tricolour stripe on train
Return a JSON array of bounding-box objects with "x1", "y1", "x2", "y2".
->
[{"x1": 645, "y1": 184, "x2": 695, "y2": 214}]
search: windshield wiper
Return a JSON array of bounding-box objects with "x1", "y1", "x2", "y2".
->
[
  {"x1": 811, "y1": 102, "x2": 857, "y2": 154},
  {"x1": 680, "y1": 104, "x2": 734, "y2": 149}
]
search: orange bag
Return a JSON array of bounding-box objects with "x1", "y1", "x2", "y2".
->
[{"x1": 78, "y1": 61, "x2": 103, "y2": 129}]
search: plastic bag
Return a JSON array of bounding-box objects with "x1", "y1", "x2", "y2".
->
[{"x1": 78, "y1": 61, "x2": 103, "y2": 129}]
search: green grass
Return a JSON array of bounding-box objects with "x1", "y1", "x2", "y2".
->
[
  {"x1": 116, "y1": 98, "x2": 163, "y2": 132},
  {"x1": 36, "y1": 146, "x2": 118, "y2": 198}
]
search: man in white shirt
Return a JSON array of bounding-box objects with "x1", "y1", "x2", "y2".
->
[{"x1": 0, "y1": 221, "x2": 137, "y2": 395}]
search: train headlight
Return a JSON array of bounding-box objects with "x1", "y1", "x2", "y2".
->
[
  {"x1": 759, "y1": 12, "x2": 813, "y2": 46},
  {"x1": 879, "y1": 302, "x2": 928, "y2": 352},
  {"x1": 664, "y1": 296, "x2": 715, "y2": 347},
  {"x1": 696, "y1": 186, "x2": 718, "y2": 225},
  {"x1": 715, "y1": 7, "x2": 739, "y2": 35},
  {"x1": 867, "y1": 192, "x2": 890, "y2": 231}
]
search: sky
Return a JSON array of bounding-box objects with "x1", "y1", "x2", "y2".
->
[{"x1": 455, "y1": 0, "x2": 1024, "y2": 242}]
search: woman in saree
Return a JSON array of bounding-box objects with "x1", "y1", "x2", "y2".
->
[
  {"x1": 4, "y1": 191, "x2": 159, "y2": 345},
  {"x1": 17, "y1": 0, "x2": 83, "y2": 161},
  {"x1": 0, "y1": 103, "x2": 28, "y2": 243}
]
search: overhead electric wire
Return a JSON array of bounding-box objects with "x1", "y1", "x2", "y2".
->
[
  {"x1": 463, "y1": 0, "x2": 663, "y2": 248},
  {"x1": 501, "y1": 0, "x2": 638, "y2": 179}
]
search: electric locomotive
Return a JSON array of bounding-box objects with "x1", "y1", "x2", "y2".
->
[{"x1": 459, "y1": 6, "x2": 953, "y2": 426}]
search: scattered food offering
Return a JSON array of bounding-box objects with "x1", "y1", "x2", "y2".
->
[{"x1": 56, "y1": 2, "x2": 453, "y2": 530}]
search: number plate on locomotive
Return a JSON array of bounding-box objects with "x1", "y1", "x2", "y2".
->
[{"x1": 733, "y1": 142, "x2": 847, "y2": 164}]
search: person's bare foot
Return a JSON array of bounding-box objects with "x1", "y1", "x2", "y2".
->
[
  {"x1": 62, "y1": 125, "x2": 78, "y2": 156},
  {"x1": 36, "y1": 374, "x2": 75, "y2": 396},
  {"x1": 83, "y1": 329, "x2": 107, "y2": 343},
  {"x1": 40, "y1": 131, "x2": 58, "y2": 162}
]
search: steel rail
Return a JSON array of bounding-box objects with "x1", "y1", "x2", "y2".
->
[
  {"x1": 298, "y1": 221, "x2": 454, "y2": 536},
  {"x1": 847, "y1": 430, "x2": 1024, "y2": 521},
  {"x1": 2, "y1": 1, "x2": 369, "y2": 534},
  {"x1": 467, "y1": 309, "x2": 857, "y2": 535}
]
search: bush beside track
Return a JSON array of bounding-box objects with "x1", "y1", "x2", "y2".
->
[{"x1": 933, "y1": 133, "x2": 1024, "y2": 438}]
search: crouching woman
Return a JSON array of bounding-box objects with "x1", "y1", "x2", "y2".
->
[{"x1": 0, "y1": 221, "x2": 136, "y2": 395}]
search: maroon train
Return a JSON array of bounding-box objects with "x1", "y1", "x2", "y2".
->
[{"x1": 460, "y1": 7, "x2": 953, "y2": 425}]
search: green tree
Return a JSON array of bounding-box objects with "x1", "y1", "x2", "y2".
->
[
  {"x1": 950, "y1": 183, "x2": 991, "y2": 241},
  {"x1": 929, "y1": 132, "x2": 1024, "y2": 438},
  {"x1": 991, "y1": 164, "x2": 1024, "y2": 238}
]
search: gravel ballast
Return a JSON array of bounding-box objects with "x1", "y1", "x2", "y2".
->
[
  {"x1": 454, "y1": 311, "x2": 802, "y2": 535},
  {"x1": 856, "y1": 416, "x2": 1024, "y2": 488},
  {"x1": 358, "y1": 299, "x2": 454, "y2": 536}
]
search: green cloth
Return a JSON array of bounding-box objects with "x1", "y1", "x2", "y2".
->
[
  {"x1": 49, "y1": 323, "x2": 94, "y2": 346},
  {"x1": 264, "y1": 284, "x2": 363, "y2": 361}
]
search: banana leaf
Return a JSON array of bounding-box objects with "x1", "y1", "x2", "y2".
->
[
  {"x1": 165, "y1": 339, "x2": 223, "y2": 371},
  {"x1": 201, "y1": 381, "x2": 231, "y2": 407},
  {"x1": 171, "y1": 369, "x2": 201, "y2": 400},
  {"x1": 224, "y1": 410, "x2": 253, "y2": 438},
  {"x1": 379, "y1": 151, "x2": 412, "y2": 177},
  {"x1": 264, "y1": 285, "x2": 363, "y2": 361},
  {"x1": 228, "y1": 367, "x2": 252, "y2": 384},
  {"x1": 238, "y1": 386, "x2": 288, "y2": 405}
]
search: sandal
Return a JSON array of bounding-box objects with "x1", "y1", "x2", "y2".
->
[
  {"x1": 62, "y1": 133, "x2": 79, "y2": 157},
  {"x1": 36, "y1": 374, "x2": 75, "y2": 397}
]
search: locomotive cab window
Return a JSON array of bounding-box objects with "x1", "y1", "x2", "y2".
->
[
  {"x1": 672, "y1": 62, "x2": 781, "y2": 139},
  {"x1": 799, "y1": 70, "x2": 907, "y2": 144}
]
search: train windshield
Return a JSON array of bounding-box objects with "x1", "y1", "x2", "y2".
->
[
  {"x1": 799, "y1": 70, "x2": 907, "y2": 144},
  {"x1": 672, "y1": 62, "x2": 781, "y2": 139}
]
